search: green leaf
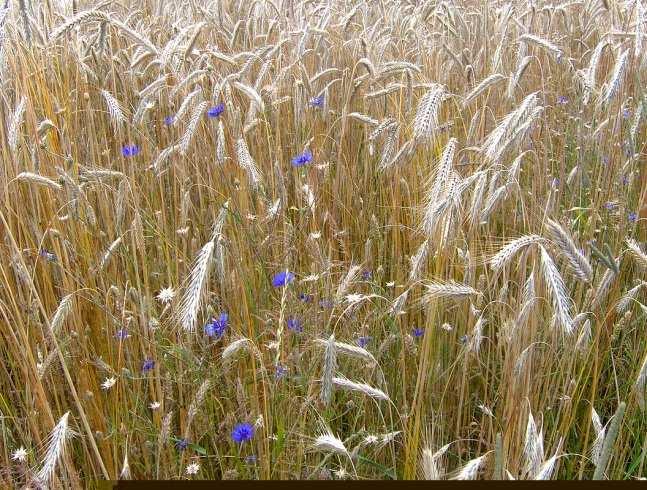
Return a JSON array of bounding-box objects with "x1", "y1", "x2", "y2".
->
[
  {"x1": 590, "y1": 242, "x2": 617, "y2": 273},
  {"x1": 357, "y1": 455, "x2": 397, "y2": 480},
  {"x1": 190, "y1": 443, "x2": 208, "y2": 455}
]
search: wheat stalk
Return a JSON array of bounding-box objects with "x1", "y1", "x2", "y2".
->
[
  {"x1": 518, "y1": 34, "x2": 562, "y2": 57},
  {"x1": 422, "y1": 281, "x2": 480, "y2": 303},
  {"x1": 101, "y1": 89, "x2": 126, "y2": 127},
  {"x1": 314, "y1": 338, "x2": 376, "y2": 364},
  {"x1": 635, "y1": 354, "x2": 647, "y2": 410},
  {"x1": 222, "y1": 338, "x2": 254, "y2": 362},
  {"x1": 177, "y1": 230, "x2": 219, "y2": 332},
  {"x1": 452, "y1": 453, "x2": 489, "y2": 480},
  {"x1": 583, "y1": 39, "x2": 609, "y2": 105},
  {"x1": 534, "y1": 438, "x2": 563, "y2": 480},
  {"x1": 184, "y1": 379, "x2": 210, "y2": 438},
  {"x1": 313, "y1": 431, "x2": 348, "y2": 455},
  {"x1": 593, "y1": 402, "x2": 626, "y2": 479},
  {"x1": 545, "y1": 219, "x2": 592, "y2": 282},
  {"x1": 98, "y1": 237, "x2": 123, "y2": 271},
  {"x1": 590, "y1": 407, "x2": 606, "y2": 466},
  {"x1": 15, "y1": 172, "x2": 62, "y2": 191},
  {"x1": 179, "y1": 101, "x2": 208, "y2": 155},
  {"x1": 421, "y1": 443, "x2": 451, "y2": 480},
  {"x1": 617, "y1": 282, "x2": 645, "y2": 313},
  {"x1": 524, "y1": 409, "x2": 544, "y2": 477},
  {"x1": 462, "y1": 73, "x2": 506, "y2": 107},
  {"x1": 490, "y1": 235, "x2": 543, "y2": 271},
  {"x1": 50, "y1": 294, "x2": 74, "y2": 333},
  {"x1": 35, "y1": 412, "x2": 73, "y2": 486},
  {"x1": 626, "y1": 238, "x2": 647, "y2": 270},
  {"x1": 235, "y1": 137, "x2": 263, "y2": 189},
  {"x1": 413, "y1": 84, "x2": 446, "y2": 141},
  {"x1": 335, "y1": 264, "x2": 361, "y2": 302},
  {"x1": 8, "y1": 96, "x2": 26, "y2": 152},
  {"x1": 320, "y1": 334, "x2": 337, "y2": 406},
  {"x1": 332, "y1": 375, "x2": 390, "y2": 401},
  {"x1": 539, "y1": 245, "x2": 574, "y2": 335},
  {"x1": 600, "y1": 49, "x2": 629, "y2": 106}
]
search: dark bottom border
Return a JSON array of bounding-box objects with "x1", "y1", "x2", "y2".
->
[{"x1": 99, "y1": 480, "x2": 643, "y2": 489}]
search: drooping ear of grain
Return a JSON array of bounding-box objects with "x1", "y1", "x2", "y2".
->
[{"x1": 593, "y1": 403, "x2": 626, "y2": 480}]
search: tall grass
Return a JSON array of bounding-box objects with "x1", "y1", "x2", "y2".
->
[{"x1": 0, "y1": 0, "x2": 646, "y2": 484}]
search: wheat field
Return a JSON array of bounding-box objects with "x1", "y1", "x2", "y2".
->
[{"x1": 0, "y1": 0, "x2": 646, "y2": 484}]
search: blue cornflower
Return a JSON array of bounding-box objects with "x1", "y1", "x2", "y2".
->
[
  {"x1": 291, "y1": 150, "x2": 313, "y2": 167},
  {"x1": 121, "y1": 145, "x2": 140, "y2": 157},
  {"x1": 142, "y1": 358, "x2": 155, "y2": 372},
  {"x1": 357, "y1": 336, "x2": 371, "y2": 348},
  {"x1": 39, "y1": 249, "x2": 57, "y2": 262},
  {"x1": 629, "y1": 211, "x2": 638, "y2": 223},
  {"x1": 622, "y1": 107, "x2": 631, "y2": 119},
  {"x1": 604, "y1": 201, "x2": 617, "y2": 210},
  {"x1": 272, "y1": 271, "x2": 295, "y2": 287},
  {"x1": 362, "y1": 270, "x2": 372, "y2": 280},
  {"x1": 412, "y1": 327, "x2": 424, "y2": 338},
  {"x1": 164, "y1": 115, "x2": 175, "y2": 126},
  {"x1": 231, "y1": 422, "x2": 254, "y2": 444},
  {"x1": 175, "y1": 438, "x2": 189, "y2": 451},
  {"x1": 309, "y1": 95, "x2": 324, "y2": 108},
  {"x1": 319, "y1": 298, "x2": 334, "y2": 309},
  {"x1": 557, "y1": 95, "x2": 568, "y2": 105},
  {"x1": 298, "y1": 292, "x2": 314, "y2": 303},
  {"x1": 207, "y1": 103, "x2": 225, "y2": 118},
  {"x1": 275, "y1": 364, "x2": 288, "y2": 380},
  {"x1": 204, "y1": 312, "x2": 229, "y2": 338},
  {"x1": 115, "y1": 328, "x2": 130, "y2": 340},
  {"x1": 622, "y1": 175, "x2": 630, "y2": 186},
  {"x1": 287, "y1": 317, "x2": 303, "y2": 333}
]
